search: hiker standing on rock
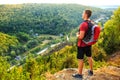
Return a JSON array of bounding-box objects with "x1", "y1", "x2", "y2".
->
[{"x1": 72, "y1": 10, "x2": 95, "y2": 79}]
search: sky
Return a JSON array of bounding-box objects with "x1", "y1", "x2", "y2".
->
[{"x1": 0, "y1": 0, "x2": 120, "y2": 6}]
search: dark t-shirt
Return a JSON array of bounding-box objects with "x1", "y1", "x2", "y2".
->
[{"x1": 77, "y1": 21, "x2": 89, "y2": 47}]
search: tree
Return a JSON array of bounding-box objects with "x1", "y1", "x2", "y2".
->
[
  {"x1": 10, "y1": 50, "x2": 16, "y2": 58},
  {"x1": 0, "y1": 56, "x2": 10, "y2": 80},
  {"x1": 0, "y1": 32, "x2": 18, "y2": 56},
  {"x1": 27, "y1": 40, "x2": 38, "y2": 49},
  {"x1": 16, "y1": 32, "x2": 30, "y2": 43},
  {"x1": 102, "y1": 7, "x2": 120, "y2": 53},
  {"x1": 24, "y1": 57, "x2": 40, "y2": 80}
]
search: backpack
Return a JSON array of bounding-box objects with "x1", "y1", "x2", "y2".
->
[{"x1": 82, "y1": 20, "x2": 101, "y2": 45}]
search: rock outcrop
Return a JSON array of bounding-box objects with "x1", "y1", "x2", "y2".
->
[{"x1": 46, "y1": 66, "x2": 120, "y2": 80}]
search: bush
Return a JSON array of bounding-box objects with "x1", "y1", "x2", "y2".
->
[
  {"x1": 102, "y1": 7, "x2": 120, "y2": 53},
  {"x1": 27, "y1": 40, "x2": 38, "y2": 49}
]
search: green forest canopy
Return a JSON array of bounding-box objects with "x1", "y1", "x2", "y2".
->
[
  {"x1": 0, "y1": 3, "x2": 120, "y2": 80},
  {"x1": 0, "y1": 4, "x2": 111, "y2": 35},
  {"x1": 0, "y1": 4, "x2": 112, "y2": 59},
  {"x1": 102, "y1": 7, "x2": 120, "y2": 53}
]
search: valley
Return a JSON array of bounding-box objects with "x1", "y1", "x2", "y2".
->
[{"x1": 0, "y1": 3, "x2": 119, "y2": 80}]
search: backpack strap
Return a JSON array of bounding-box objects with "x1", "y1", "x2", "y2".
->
[{"x1": 84, "y1": 20, "x2": 94, "y2": 26}]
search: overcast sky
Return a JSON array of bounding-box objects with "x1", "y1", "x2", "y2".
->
[{"x1": 0, "y1": 0, "x2": 120, "y2": 6}]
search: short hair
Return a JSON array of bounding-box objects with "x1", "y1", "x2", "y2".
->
[{"x1": 85, "y1": 10, "x2": 92, "y2": 18}]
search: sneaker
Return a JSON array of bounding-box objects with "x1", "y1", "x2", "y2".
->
[
  {"x1": 72, "y1": 73, "x2": 83, "y2": 79},
  {"x1": 88, "y1": 70, "x2": 93, "y2": 76}
]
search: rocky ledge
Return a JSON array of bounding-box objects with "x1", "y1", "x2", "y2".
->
[{"x1": 45, "y1": 66, "x2": 120, "y2": 80}]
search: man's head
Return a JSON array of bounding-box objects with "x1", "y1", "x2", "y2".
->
[{"x1": 82, "y1": 10, "x2": 92, "y2": 20}]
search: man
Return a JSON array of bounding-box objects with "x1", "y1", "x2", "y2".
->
[{"x1": 72, "y1": 10, "x2": 93, "y2": 79}]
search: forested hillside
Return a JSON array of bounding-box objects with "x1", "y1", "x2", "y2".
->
[
  {"x1": 0, "y1": 4, "x2": 111, "y2": 35},
  {"x1": 0, "y1": 4, "x2": 112, "y2": 65},
  {"x1": 102, "y1": 7, "x2": 120, "y2": 53},
  {"x1": 0, "y1": 4, "x2": 119, "y2": 80}
]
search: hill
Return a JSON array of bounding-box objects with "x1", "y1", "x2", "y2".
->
[
  {"x1": 0, "y1": 4, "x2": 111, "y2": 35},
  {"x1": 0, "y1": 4, "x2": 112, "y2": 65},
  {"x1": 0, "y1": 4, "x2": 120, "y2": 80},
  {"x1": 94, "y1": 5, "x2": 119, "y2": 9},
  {"x1": 107, "y1": 51, "x2": 120, "y2": 67},
  {"x1": 45, "y1": 52, "x2": 120, "y2": 80},
  {"x1": 45, "y1": 66, "x2": 120, "y2": 80}
]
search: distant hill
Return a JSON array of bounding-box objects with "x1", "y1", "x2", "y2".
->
[
  {"x1": 0, "y1": 4, "x2": 112, "y2": 36},
  {"x1": 94, "y1": 5, "x2": 120, "y2": 9}
]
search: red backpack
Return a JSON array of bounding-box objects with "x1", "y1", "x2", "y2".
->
[{"x1": 82, "y1": 21, "x2": 101, "y2": 45}]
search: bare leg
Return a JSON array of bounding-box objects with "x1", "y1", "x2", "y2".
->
[
  {"x1": 78, "y1": 59, "x2": 84, "y2": 75},
  {"x1": 87, "y1": 57, "x2": 93, "y2": 71}
]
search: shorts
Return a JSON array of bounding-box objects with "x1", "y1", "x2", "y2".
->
[{"x1": 77, "y1": 46, "x2": 92, "y2": 59}]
